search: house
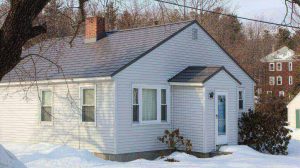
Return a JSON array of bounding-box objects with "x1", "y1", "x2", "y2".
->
[
  {"x1": 0, "y1": 17, "x2": 255, "y2": 161},
  {"x1": 288, "y1": 92, "x2": 300, "y2": 129},
  {"x1": 258, "y1": 46, "x2": 300, "y2": 97}
]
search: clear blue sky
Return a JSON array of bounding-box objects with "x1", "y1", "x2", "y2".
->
[{"x1": 228, "y1": 0, "x2": 287, "y2": 23}]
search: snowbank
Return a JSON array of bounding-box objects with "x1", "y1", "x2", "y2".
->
[
  {"x1": 0, "y1": 144, "x2": 25, "y2": 168},
  {"x1": 1, "y1": 128, "x2": 300, "y2": 168}
]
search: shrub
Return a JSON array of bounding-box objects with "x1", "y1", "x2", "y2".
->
[
  {"x1": 239, "y1": 109, "x2": 291, "y2": 155},
  {"x1": 158, "y1": 129, "x2": 192, "y2": 152}
]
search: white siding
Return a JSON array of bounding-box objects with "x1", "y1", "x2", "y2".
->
[
  {"x1": 172, "y1": 86, "x2": 204, "y2": 152},
  {"x1": 114, "y1": 23, "x2": 254, "y2": 154},
  {"x1": 204, "y1": 71, "x2": 239, "y2": 152},
  {"x1": 0, "y1": 81, "x2": 115, "y2": 154},
  {"x1": 288, "y1": 94, "x2": 300, "y2": 128}
]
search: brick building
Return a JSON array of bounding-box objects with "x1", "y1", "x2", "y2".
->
[{"x1": 258, "y1": 46, "x2": 300, "y2": 97}]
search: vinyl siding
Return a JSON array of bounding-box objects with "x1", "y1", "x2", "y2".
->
[
  {"x1": 114, "y1": 23, "x2": 254, "y2": 154},
  {"x1": 204, "y1": 71, "x2": 239, "y2": 152},
  {"x1": 0, "y1": 81, "x2": 115, "y2": 154},
  {"x1": 288, "y1": 94, "x2": 300, "y2": 128},
  {"x1": 172, "y1": 86, "x2": 204, "y2": 152}
]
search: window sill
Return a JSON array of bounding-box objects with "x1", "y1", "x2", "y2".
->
[
  {"x1": 80, "y1": 122, "x2": 96, "y2": 127},
  {"x1": 132, "y1": 121, "x2": 170, "y2": 127},
  {"x1": 40, "y1": 121, "x2": 53, "y2": 126}
]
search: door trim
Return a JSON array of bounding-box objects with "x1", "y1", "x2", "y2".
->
[{"x1": 215, "y1": 91, "x2": 228, "y2": 146}]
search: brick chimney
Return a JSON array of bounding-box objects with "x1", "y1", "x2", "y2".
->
[{"x1": 85, "y1": 17, "x2": 106, "y2": 43}]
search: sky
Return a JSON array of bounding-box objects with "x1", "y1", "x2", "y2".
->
[{"x1": 228, "y1": 0, "x2": 287, "y2": 23}]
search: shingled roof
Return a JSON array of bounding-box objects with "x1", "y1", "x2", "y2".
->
[
  {"x1": 169, "y1": 66, "x2": 241, "y2": 84},
  {"x1": 2, "y1": 20, "x2": 193, "y2": 82}
]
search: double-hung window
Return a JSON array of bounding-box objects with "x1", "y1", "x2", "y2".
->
[
  {"x1": 269, "y1": 76, "x2": 275, "y2": 85},
  {"x1": 289, "y1": 62, "x2": 293, "y2": 71},
  {"x1": 41, "y1": 90, "x2": 52, "y2": 122},
  {"x1": 161, "y1": 89, "x2": 167, "y2": 122},
  {"x1": 132, "y1": 85, "x2": 169, "y2": 124},
  {"x1": 277, "y1": 63, "x2": 282, "y2": 71},
  {"x1": 238, "y1": 90, "x2": 244, "y2": 111},
  {"x1": 289, "y1": 76, "x2": 293, "y2": 85},
  {"x1": 277, "y1": 76, "x2": 283, "y2": 85},
  {"x1": 81, "y1": 88, "x2": 96, "y2": 122},
  {"x1": 269, "y1": 63, "x2": 275, "y2": 71}
]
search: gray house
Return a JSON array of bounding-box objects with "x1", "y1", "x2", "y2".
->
[{"x1": 0, "y1": 17, "x2": 255, "y2": 160}]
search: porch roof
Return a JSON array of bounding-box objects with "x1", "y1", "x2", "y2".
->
[{"x1": 168, "y1": 66, "x2": 241, "y2": 85}]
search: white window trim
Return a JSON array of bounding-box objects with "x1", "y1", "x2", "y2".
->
[
  {"x1": 277, "y1": 76, "x2": 283, "y2": 85},
  {"x1": 269, "y1": 76, "x2": 275, "y2": 85},
  {"x1": 276, "y1": 62, "x2": 282, "y2": 71},
  {"x1": 132, "y1": 84, "x2": 170, "y2": 126},
  {"x1": 39, "y1": 88, "x2": 54, "y2": 126},
  {"x1": 289, "y1": 76, "x2": 293, "y2": 85},
  {"x1": 79, "y1": 85, "x2": 97, "y2": 126},
  {"x1": 289, "y1": 62, "x2": 293, "y2": 71},
  {"x1": 279, "y1": 91, "x2": 285, "y2": 97},
  {"x1": 238, "y1": 89, "x2": 245, "y2": 111},
  {"x1": 269, "y1": 63, "x2": 275, "y2": 71}
]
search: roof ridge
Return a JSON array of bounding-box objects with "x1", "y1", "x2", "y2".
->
[{"x1": 114, "y1": 20, "x2": 194, "y2": 33}]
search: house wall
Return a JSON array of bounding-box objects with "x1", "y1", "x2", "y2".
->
[
  {"x1": 172, "y1": 86, "x2": 204, "y2": 153},
  {"x1": 204, "y1": 71, "x2": 239, "y2": 152},
  {"x1": 114, "y1": 23, "x2": 255, "y2": 154},
  {"x1": 259, "y1": 61, "x2": 300, "y2": 97},
  {"x1": 288, "y1": 94, "x2": 300, "y2": 128},
  {"x1": 0, "y1": 80, "x2": 116, "y2": 154}
]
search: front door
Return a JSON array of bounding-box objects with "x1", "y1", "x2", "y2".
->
[{"x1": 216, "y1": 92, "x2": 228, "y2": 145}]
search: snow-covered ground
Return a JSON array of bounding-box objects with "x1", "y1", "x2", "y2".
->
[{"x1": 1, "y1": 129, "x2": 300, "y2": 168}]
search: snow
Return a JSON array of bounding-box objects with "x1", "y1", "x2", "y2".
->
[
  {"x1": 2, "y1": 130, "x2": 300, "y2": 168},
  {"x1": 0, "y1": 144, "x2": 25, "y2": 168}
]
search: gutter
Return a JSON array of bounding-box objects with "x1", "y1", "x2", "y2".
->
[{"x1": 0, "y1": 76, "x2": 112, "y2": 87}]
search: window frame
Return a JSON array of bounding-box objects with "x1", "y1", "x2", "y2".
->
[
  {"x1": 277, "y1": 76, "x2": 283, "y2": 85},
  {"x1": 276, "y1": 62, "x2": 282, "y2": 71},
  {"x1": 279, "y1": 91, "x2": 285, "y2": 97},
  {"x1": 269, "y1": 76, "x2": 275, "y2": 85},
  {"x1": 79, "y1": 85, "x2": 97, "y2": 125},
  {"x1": 289, "y1": 76, "x2": 293, "y2": 85},
  {"x1": 39, "y1": 89, "x2": 54, "y2": 125},
  {"x1": 238, "y1": 89, "x2": 245, "y2": 111},
  {"x1": 132, "y1": 84, "x2": 170, "y2": 125},
  {"x1": 269, "y1": 63, "x2": 275, "y2": 71},
  {"x1": 289, "y1": 62, "x2": 293, "y2": 71}
]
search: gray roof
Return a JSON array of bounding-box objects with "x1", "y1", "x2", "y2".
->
[
  {"x1": 168, "y1": 66, "x2": 241, "y2": 84},
  {"x1": 2, "y1": 20, "x2": 193, "y2": 82}
]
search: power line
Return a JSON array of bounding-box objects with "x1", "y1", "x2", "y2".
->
[{"x1": 154, "y1": 0, "x2": 300, "y2": 29}]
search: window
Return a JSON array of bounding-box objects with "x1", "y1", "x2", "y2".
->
[
  {"x1": 289, "y1": 62, "x2": 293, "y2": 71},
  {"x1": 276, "y1": 63, "x2": 282, "y2": 71},
  {"x1": 279, "y1": 91, "x2": 285, "y2": 97},
  {"x1": 142, "y1": 89, "x2": 157, "y2": 121},
  {"x1": 289, "y1": 76, "x2": 293, "y2": 85},
  {"x1": 132, "y1": 88, "x2": 139, "y2": 122},
  {"x1": 81, "y1": 88, "x2": 95, "y2": 122},
  {"x1": 132, "y1": 85, "x2": 169, "y2": 124},
  {"x1": 161, "y1": 89, "x2": 167, "y2": 121},
  {"x1": 238, "y1": 90, "x2": 244, "y2": 110},
  {"x1": 269, "y1": 76, "x2": 275, "y2": 85},
  {"x1": 41, "y1": 90, "x2": 52, "y2": 122},
  {"x1": 269, "y1": 63, "x2": 275, "y2": 71},
  {"x1": 277, "y1": 76, "x2": 282, "y2": 85},
  {"x1": 267, "y1": 91, "x2": 272, "y2": 95},
  {"x1": 192, "y1": 28, "x2": 198, "y2": 40},
  {"x1": 257, "y1": 88, "x2": 262, "y2": 95}
]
